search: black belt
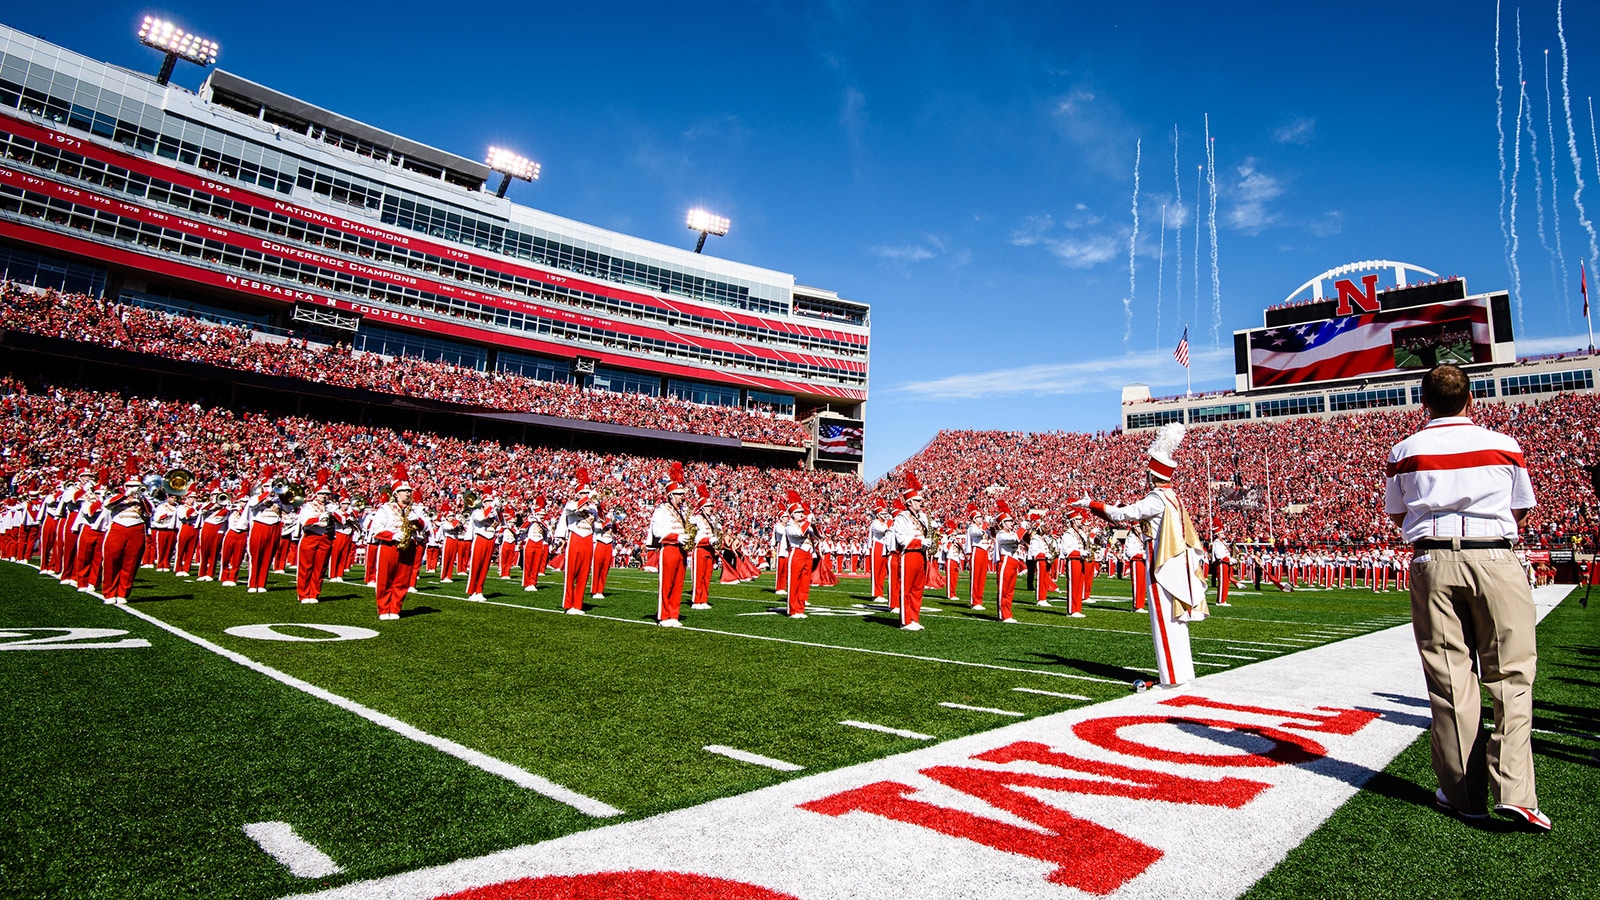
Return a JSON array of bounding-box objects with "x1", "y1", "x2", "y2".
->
[{"x1": 1413, "y1": 538, "x2": 1513, "y2": 550}]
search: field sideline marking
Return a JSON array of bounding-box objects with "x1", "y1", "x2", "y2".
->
[
  {"x1": 839, "y1": 720, "x2": 935, "y2": 740},
  {"x1": 940, "y1": 701, "x2": 1026, "y2": 717},
  {"x1": 242, "y1": 821, "x2": 343, "y2": 878},
  {"x1": 411, "y1": 591, "x2": 1126, "y2": 684},
  {"x1": 113, "y1": 605, "x2": 623, "y2": 818},
  {"x1": 1012, "y1": 687, "x2": 1091, "y2": 700},
  {"x1": 704, "y1": 745, "x2": 804, "y2": 771}
]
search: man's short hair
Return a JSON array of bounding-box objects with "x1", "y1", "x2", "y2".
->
[{"x1": 1420, "y1": 364, "x2": 1471, "y2": 417}]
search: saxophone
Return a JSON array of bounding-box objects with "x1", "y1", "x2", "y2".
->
[{"x1": 397, "y1": 504, "x2": 419, "y2": 550}]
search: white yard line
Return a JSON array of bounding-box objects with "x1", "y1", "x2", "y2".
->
[
  {"x1": 939, "y1": 702, "x2": 1026, "y2": 717},
  {"x1": 1012, "y1": 687, "x2": 1092, "y2": 701},
  {"x1": 704, "y1": 745, "x2": 805, "y2": 771},
  {"x1": 839, "y1": 720, "x2": 935, "y2": 740},
  {"x1": 114, "y1": 605, "x2": 622, "y2": 818},
  {"x1": 243, "y1": 821, "x2": 343, "y2": 879},
  {"x1": 1194, "y1": 652, "x2": 1263, "y2": 661}
]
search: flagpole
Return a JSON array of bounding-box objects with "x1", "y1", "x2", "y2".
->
[{"x1": 1586, "y1": 262, "x2": 1595, "y2": 353}]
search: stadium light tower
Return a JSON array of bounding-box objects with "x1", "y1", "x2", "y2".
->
[
  {"x1": 486, "y1": 147, "x2": 540, "y2": 198},
  {"x1": 686, "y1": 208, "x2": 730, "y2": 253},
  {"x1": 137, "y1": 17, "x2": 219, "y2": 87}
]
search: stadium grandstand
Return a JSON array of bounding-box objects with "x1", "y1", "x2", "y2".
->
[
  {"x1": 0, "y1": 21, "x2": 870, "y2": 474},
  {"x1": 1120, "y1": 259, "x2": 1598, "y2": 431}
]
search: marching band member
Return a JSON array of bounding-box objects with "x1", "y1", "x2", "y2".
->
[
  {"x1": 329, "y1": 492, "x2": 358, "y2": 582},
  {"x1": 71, "y1": 469, "x2": 110, "y2": 594},
  {"x1": 361, "y1": 499, "x2": 380, "y2": 587},
  {"x1": 780, "y1": 490, "x2": 816, "y2": 618},
  {"x1": 965, "y1": 504, "x2": 990, "y2": 611},
  {"x1": 1212, "y1": 528, "x2": 1233, "y2": 606},
  {"x1": 1077, "y1": 423, "x2": 1209, "y2": 687},
  {"x1": 891, "y1": 472, "x2": 932, "y2": 631},
  {"x1": 464, "y1": 490, "x2": 500, "y2": 602},
  {"x1": 592, "y1": 506, "x2": 618, "y2": 600},
  {"x1": 772, "y1": 515, "x2": 790, "y2": 597},
  {"x1": 171, "y1": 489, "x2": 201, "y2": 577},
  {"x1": 522, "y1": 495, "x2": 550, "y2": 592},
  {"x1": 439, "y1": 507, "x2": 467, "y2": 583},
  {"x1": 296, "y1": 471, "x2": 338, "y2": 604},
  {"x1": 689, "y1": 483, "x2": 719, "y2": 611},
  {"x1": 868, "y1": 504, "x2": 890, "y2": 601},
  {"x1": 940, "y1": 521, "x2": 964, "y2": 603},
  {"x1": 275, "y1": 514, "x2": 297, "y2": 574},
  {"x1": 98, "y1": 461, "x2": 153, "y2": 604},
  {"x1": 1058, "y1": 511, "x2": 1086, "y2": 614},
  {"x1": 195, "y1": 482, "x2": 229, "y2": 581},
  {"x1": 245, "y1": 468, "x2": 283, "y2": 593},
  {"x1": 367, "y1": 465, "x2": 422, "y2": 620},
  {"x1": 38, "y1": 473, "x2": 62, "y2": 576},
  {"x1": 149, "y1": 492, "x2": 178, "y2": 571},
  {"x1": 648, "y1": 464, "x2": 691, "y2": 626},
  {"x1": 219, "y1": 487, "x2": 251, "y2": 587},
  {"x1": 1124, "y1": 524, "x2": 1148, "y2": 611},
  {"x1": 1027, "y1": 512, "x2": 1056, "y2": 610},
  {"x1": 498, "y1": 514, "x2": 520, "y2": 580},
  {"x1": 56, "y1": 465, "x2": 94, "y2": 587},
  {"x1": 992, "y1": 501, "x2": 1025, "y2": 623},
  {"x1": 553, "y1": 467, "x2": 598, "y2": 615}
]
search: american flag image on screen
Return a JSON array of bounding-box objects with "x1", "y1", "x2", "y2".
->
[
  {"x1": 1249, "y1": 299, "x2": 1492, "y2": 388},
  {"x1": 818, "y1": 423, "x2": 864, "y2": 456}
]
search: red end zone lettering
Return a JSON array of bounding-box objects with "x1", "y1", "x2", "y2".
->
[
  {"x1": 1073, "y1": 715, "x2": 1327, "y2": 766},
  {"x1": 1159, "y1": 694, "x2": 1382, "y2": 735},
  {"x1": 432, "y1": 871, "x2": 799, "y2": 900}
]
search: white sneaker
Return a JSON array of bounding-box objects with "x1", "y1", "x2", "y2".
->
[
  {"x1": 524, "y1": 585, "x2": 539, "y2": 592},
  {"x1": 1069, "y1": 612, "x2": 1087, "y2": 618},
  {"x1": 591, "y1": 592, "x2": 605, "y2": 599},
  {"x1": 103, "y1": 596, "x2": 117, "y2": 604},
  {"x1": 467, "y1": 593, "x2": 486, "y2": 602},
  {"x1": 901, "y1": 622, "x2": 924, "y2": 631},
  {"x1": 220, "y1": 581, "x2": 236, "y2": 587},
  {"x1": 116, "y1": 598, "x2": 128, "y2": 605},
  {"x1": 789, "y1": 613, "x2": 807, "y2": 619},
  {"x1": 565, "y1": 607, "x2": 585, "y2": 616},
  {"x1": 691, "y1": 603, "x2": 712, "y2": 610},
  {"x1": 61, "y1": 579, "x2": 77, "y2": 587},
  {"x1": 775, "y1": 590, "x2": 787, "y2": 596},
  {"x1": 140, "y1": 564, "x2": 154, "y2": 569},
  {"x1": 329, "y1": 576, "x2": 343, "y2": 583},
  {"x1": 439, "y1": 578, "x2": 453, "y2": 584},
  {"x1": 1002, "y1": 617, "x2": 1018, "y2": 624},
  {"x1": 174, "y1": 571, "x2": 190, "y2": 578},
  {"x1": 1216, "y1": 601, "x2": 1231, "y2": 607},
  {"x1": 407, "y1": 587, "x2": 418, "y2": 594},
  {"x1": 196, "y1": 575, "x2": 212, "y2": 582},
  {"x1": 1036, "y1": 599, "x2": 1052, "y2": 607},
  {"x1": 972, "y1": 604, "x2": 986, "y2": 611},
  {"x1": 79, "y1": 586, "x2": 94, "y2": 593},
  {"x1": 659, "y1": 618, "x2": 683, "y2": 628},
  {"x1": 503, "y1": 575, "x2": 514, "y2": 580},
  {"x1": 948, "y1": 597, "x2": 961, "y2": 603},
  {"x1": 39, "y1": 569, "x2": 54, "y2": 576},
  {"x1": 301, "y1": 598, "x2": 318, "y2": 604}
]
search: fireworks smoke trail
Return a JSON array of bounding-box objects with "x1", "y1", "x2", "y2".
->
[
  {"x1": 1205, "y1": 116, "x2": 1222, "y2": 346},
  {"x1": 1510, "y1": 66, "x2": 1527, "y2": 328},
  {"x1": 1156, "y1": 202, "x2": 1167, "y2": 351},
  {"x1": 1495, "y1": 1, "x2": 1513, "y2": 302},
  {"x1": 1558, "y1": 0, "x2": 1598, "y2": 326},
  {"x1": 1125, "y1": 138, "x2": 1141, "y2": 347},
  {"x1": 1194, "y1": 164, "x2": 1202, "y2": 332},
  {"x1": 1544, "y1": 48, "x2": 1572, "y2": 324},
  {"x1": 1516, "y1": 15, "x2": 1550, "y2": 331},
  {"x1": 1171, "y1": 125, "x2": 1183, "y2": 350}
]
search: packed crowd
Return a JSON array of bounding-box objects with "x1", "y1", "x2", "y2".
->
[
  {"x1": 0, "y1": 283, "x2": 811, "y2": 447},
  {"x1": 874, "y1": 393, "x2": 1599, "y2": 550},
  {"x1": 0, "y1": 376, "x2": 863, "y2": 553}
]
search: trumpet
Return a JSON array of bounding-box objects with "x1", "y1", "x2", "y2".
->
[{"x1": 272, "y1": 477, "x2": 307, "y2": 506}]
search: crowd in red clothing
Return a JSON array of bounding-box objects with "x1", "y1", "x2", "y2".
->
[
  {"x1": 0, "y1": 376, "x2": 862, "y2": 553},
  {"x1": 0, "y1": 283, "x2": 811, "y2": 447},
  {"x1": 875, "y1": 394, "x2": 1600, "y2": 550}
]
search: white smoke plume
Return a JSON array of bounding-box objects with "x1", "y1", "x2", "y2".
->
[
  {"x1": 1558, "y1": 0, "x2": 1599, "y2": 322},
  {"x1": 1205, "y1": 116, "x2": 1222, "y2": 347},
  {"x1": 1156, "y1": 202, "x2": 1167, "y2": 353},
  {"x1": 1170, "y1": 125, "x2": 1183, "y2": 350},
  {"x1": 1509, "y1": 25, "x2": 1527, "y2": 329},
  {"x1": 1544, "y1": 49, "x2": 1572, "y2": 325},
  {"x1": 1125, "y1": 138, "x2": 1141, "y2": 347},
  {"x1": 1194, "y1": 164, "x2": 1202, "y2": 332},
  {"x1": 1495, "y1": 1, "x2": 1513, "y2": 305}
]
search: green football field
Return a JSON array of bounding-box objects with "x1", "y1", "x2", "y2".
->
[{"x1": 1, "y1": 559, "x2": 1595, "y2": 899}]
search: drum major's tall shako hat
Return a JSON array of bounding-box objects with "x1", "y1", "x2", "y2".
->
[
  {"x1": 390, "y1": 464, "x2": 413, "y2": 493},
  {"x1": 573, "y1": 466, "x2": 592, "y2": 495},
  {"x1": 901, "y1": 470, "x2": 923, "y2": 503},
  {"x1": 696, "y1": 482, "x2": 712, "y2": 508},
  {"x1": 666, "y1": 462, "x2": 686, "y2": 495},
  {"x1": 1146, "y1": 422, "x2": 1185, "y2": 481}
]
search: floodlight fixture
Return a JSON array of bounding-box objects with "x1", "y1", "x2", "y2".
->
[
  {"x1": 686, "y1": 208, "x2": 730, "y2": 253},
  {"x1": 487, "y1": 146, "x2": 540, "y2": 198},
  {"x1": 138, "y1": 17, "x2": 219, "y2": 86}
]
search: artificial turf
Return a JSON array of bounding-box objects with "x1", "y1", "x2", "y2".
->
[
  {"x1": 1243, "y1": 586, "x2": 1600, "y2": 900},
  {"x1": 7, "y1": 556, "x2": 1541, "y2": 900}
]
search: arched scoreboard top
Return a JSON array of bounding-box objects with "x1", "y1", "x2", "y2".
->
[{"x1": 1282, "y1": 260, "x2": 1441, "y2": 306}]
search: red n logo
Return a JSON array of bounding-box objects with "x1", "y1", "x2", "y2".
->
[{"x1": 1334, "y1": 274, "x2": 1380, "y2": 316}]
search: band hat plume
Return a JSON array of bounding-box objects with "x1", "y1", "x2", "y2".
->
[{"x1": 1147, "y1": 422, "x2": 1185, "y2": 480}]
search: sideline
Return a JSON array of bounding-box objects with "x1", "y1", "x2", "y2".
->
[{"x1": 287, "y1": 586, "x2": 1570, "y2": 900}]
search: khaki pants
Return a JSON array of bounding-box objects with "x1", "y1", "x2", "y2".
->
[{"x1": 1409, "y1": 545, "x2": 1538, "y2": 812}]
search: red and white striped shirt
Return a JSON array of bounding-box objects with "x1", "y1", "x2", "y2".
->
[{"x1": 1383, "y1": 416, "x2": 1535, "y2": 542}]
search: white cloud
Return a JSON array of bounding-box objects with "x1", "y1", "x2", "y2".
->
[
  {"x1": 892, "y1": 346, "x2": 1232, "y2": 400},
  {"x1": 869, "y1": 245, "x2": 935, "y2": 262},
  {"x1": 869, "y1": 233, "x2": 965, "y2": 267},
  {"x1": 1273, "y1": 117, "x2": 1315, "y2": 144},
  {"x1": 1010, "y1": 210, "x2": 1118, "y2": 268},
  {"x1": 1309, "y1": 210, "x2": 1344, "y2": 237},
  {"x1": 1009, "y1": 214, "x2": 1054, "y2": 247},
  {"x1": 1513, "y1": 333, "x2": 1594, "y2": 355},
  {"x1": 1227, "y1": 159, "x2": 1284, "y2": 235},
  {"x1": 1047, "y1": 233, "x2": 1121, "y2": 268}
]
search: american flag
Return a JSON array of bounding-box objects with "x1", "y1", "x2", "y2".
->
[
  {"x1": 1173, "y1": 328, "x2": 1190, "y2": 368},
  {"x1": 1249, "y1": 298, "x2": 1491, "y2": 388},
  {"x1": 818, "y1": 423, "x2": 864, "y2": 456}
]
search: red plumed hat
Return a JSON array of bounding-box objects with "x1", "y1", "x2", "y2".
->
[
  {"x1": 966, "y1": 502, "x2": 980, "y2": 518},
  {"x1": 391, "y1": 464, "x2": 413, "y2": 492},
  {"x1": 696, "y1": 482, "x2": 712, "y2": 506},
  {"x1": 667, "y1": 461, "x2": 686, "y2": 494},
  {"x1": 996, "y1": 499, "x2": 1013, "y2": 520},
  {"x1": 785, "y1": 488, "x2": 806, "y2": 514},
  {"x1": 892, "y1": 497, "x2": 906, "y2": 514},
  {"x1": 901, "y1": 470, "x2": 923, "y2": 502},
  {"x1": 96, "y1": 466, "x2": 111, "y2": 488},
  {"x1": 314, "y1": 467, "x2": 332, "y2": 494},
  {"x1": 123, "y1": 457, "x2": 142, "y2": 487},
  {"x1": 573, "y1": 466, "x2": 592, "y2": 493}
]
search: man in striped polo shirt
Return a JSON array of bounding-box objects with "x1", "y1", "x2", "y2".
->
[{"x1": 1384, "y1": 364, "x2": 1548, "y2": 832}]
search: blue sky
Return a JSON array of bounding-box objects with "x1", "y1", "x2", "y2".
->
[{"x1": 9, "y1": 1, "x2": 1599, "y2": 477}]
